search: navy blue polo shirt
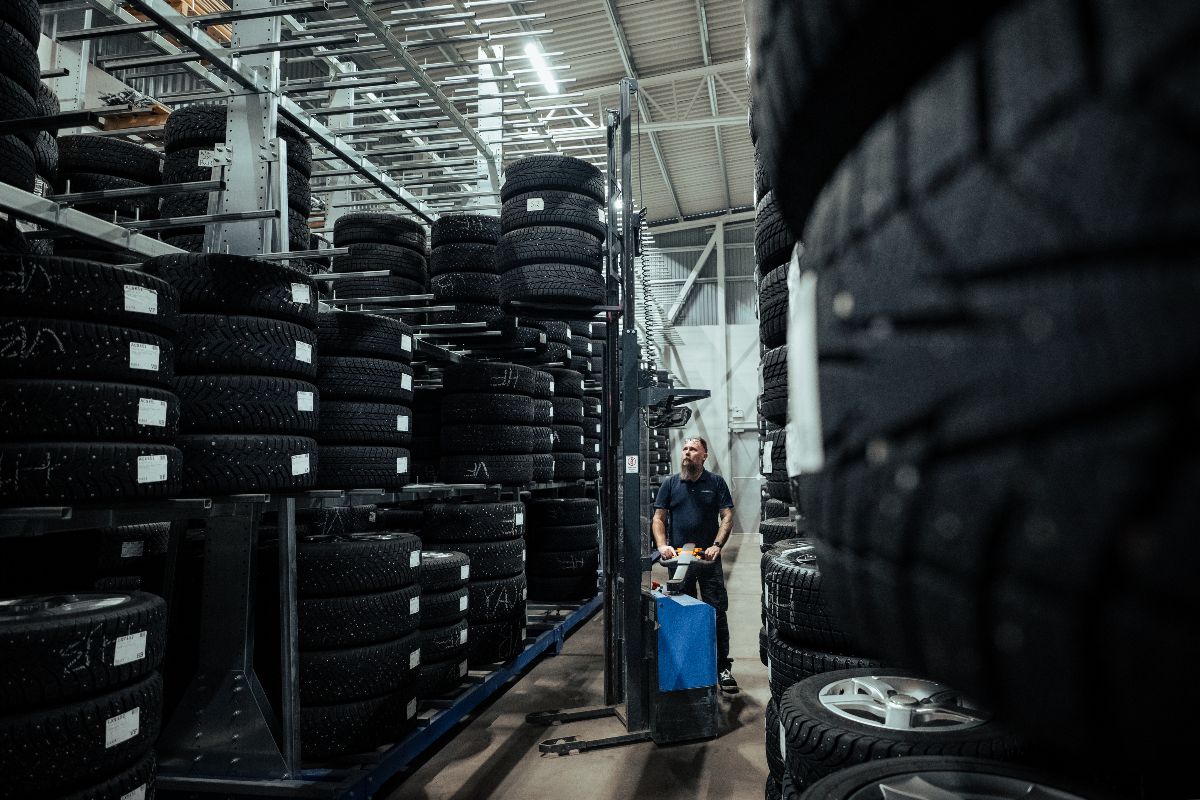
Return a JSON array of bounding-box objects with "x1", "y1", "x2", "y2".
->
[{"x1": 653, "y1": 469, "x2": 734, "y2": 548}]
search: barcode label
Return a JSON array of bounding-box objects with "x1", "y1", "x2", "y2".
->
[
  {"x1": 402, "y1": 373, "x2": 413, "y2": 391},
  {"x1": 407, "y1": 699, "x2": 417, "y2": 719},
  {"x1": 120, "y1": 542, "x2": 144, "y2": 559},
  {"x1": 123, "y1": 285, "x2": 157, "y2": 315},
  {"x1": 515, "y1": 512, "x2": 524, "y2": 526},
  {"x1": 410, "y1": 550, "x2": 420, "y2": 567},
  {"x1": 526, "y1": 197, "x2": 544, "y2": 211},
  {"x1": 136, "y1": 455, "x2": 168, "y2": 484},
  {"x1": 397, "y1": 456, "x2": 409, "y2": 473},
  {"x1": 105, "y1": 707, "x2": 140, "y2": 748},
  {"x1": 291, "y1": 283, "x2": 312, "y2": 305},
  {"x1": 291, "y1": 453, "x2": 310, "y2": 476},
  {"x1": 460, "y1": 565, "x2": 470, "y2": 580},
  {"x1": 129, "y1": 342, "x2": 160, "y2": 372},
  {"x1": 410, "y1": 650, "x2": 420, "y2": 669},
  {"x1": 397, "y1": 415, "x2": 410, "y2": 432},
  {"x1": 459, "y1": 628, "x2": 468, "y2": 644},
  {"x1": 401, "y1": 334, "x2": 413, "y2": 353},
  {"x1": 409, "y1": 596, "x2": 420, "y2": 615},
  {"x1": 121, "y1": 785, "x2": 147, "y2": 800},
  {"x1": 112, "y1": 631, "x2": 147, "y2": 667},
  {"x1": 459, "y1": 660, "x2": 468, "y2": 677},
  {"x1": 459, "y1": 595, "x2": 468, "y2": 611},
  {"x1": 297, "y1": 391, "x2": 314, "y2": 412},
  {"x1": 295, "y1": 340, "x2": 312, "y2": 363},
  {"x1": 137, "y1": 398, "x2": 167, "y2": 427}
]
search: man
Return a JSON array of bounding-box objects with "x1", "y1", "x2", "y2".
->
[{"x1": 652, "y1": 435, "x2": 738, "y2": 693}]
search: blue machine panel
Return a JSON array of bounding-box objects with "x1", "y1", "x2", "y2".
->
[{"x1": 655, "y1": 593, "x2": 716, "y2": 692}]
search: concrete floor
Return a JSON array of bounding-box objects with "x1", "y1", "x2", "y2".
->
[{"x1": 385, "y1": 532, "x2": 768, "y2": 800}]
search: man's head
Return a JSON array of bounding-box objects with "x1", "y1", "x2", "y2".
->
[{"x1": 680, "y1": 436, "x2": 708, "y2": 474}]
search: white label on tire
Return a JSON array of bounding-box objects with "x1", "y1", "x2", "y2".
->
[
  {"x1": 593, "y1": 443, "x2": 600, "y2": 454},
  {"x1": 786, "y1": 254, "x2": 824, "y2": 475},
  {"x1": 121, "y1": 784, "x2": 147, "y2": 800},
  {"x1": 779, "y1": 721, "x2": 787, "y2": 761},
  {"x1": 598, "y1": 207, "x2": 606, "y2": 222},
  {"x1": 123, "y1": 285, "x2": 158, "y2": 315},
  {"x1": 137, "y1": 398, "x2": 167, "y2": 427},
  {"x1": 586, "y1": 342, "x2": 593, "y2": 355},
  {"x1": 595, "y1": 423, "x2": 601, "y2": 434},
  {"x1": 548, "y1": 380, "x2": 554, "y2": 395},
  {"x1": 515, "y1": 512, "x2": 524, "y2": 527},
  {"x1": 407, "y1": 698, "x2": 417, "y2": 719},
  {"x1": 105, "y1": 707, "x2": 140, "y2": 748},
  {"x1": 520, "y1": 627, "x2": 527, "y2": 641},
  {"x1": 397, "y1": 456, "x2": 409, "y2": 474},
  {"x1": 410, "y1": 550, "x2": 420, "y2": 568},
  {"x1": 526, "y1": 197, "x2": 544, "y2": 212},
  {"x1": 112, "y1": 631, "x2": 148, "y2": 666},
  {"x1": 522, "y1": 587, "x2": 528, "y2": 600},
  {"x1": 566, "y1": 349, "x2": 572, "y2": 360},
  {"x1": 297, "y1": 391, "x2": 314, "y2": 412},
  {"x1": 460, "y1": 565, "x2": 470, "y2": 580},
  {"x1": 459, "y1": 628, "x2": 468, "y2": 645},
  {"x1": 129, "y1": 342, "x2": 160, "y2": 372},
  {"x1": 459, "y1": 595, "x2": 468, "y2": 611},
  {"x1": 291, "y1": 453, "x2": 310, "y2": 476},
  {"x1": 290, "y1": 283, "x2": 312, "y2": 305},
  {"x1": 120, "y1": 541, "x2": 144, "y2": 559},
  {"x1": 410, "y1": 649, "x2": 420, "y2": 670},
  {"x1": 295, "y1": 340, "x2": 312, "y2": 364},
  {"x1": 401, "y1": 334, "x2": 413, "y2": 353},
  {"x1": 409, "y1": 596, "x2": 420, "y2": 615},
  {"x1": 459, "y1": 660, "x2": 468, "y2": 677},
  {"x1": 761, "y1": 441, "x2": 774, "y2": 474},
  {"x1": 767, "y1": 657, "x2": 772, "y2": 681},
  {"x1": 402, "y1": 373, "x2": 413, "y2": 391},
  {"x1": 136, "y1": 455, "x2": 168, "y2": 484},
  {"x1": 548, "y1": 407, "x2": 554, "y2": 421},
  {"x1": 521, "y1": 549, "x2": 526, "y2": 561},
  {"x1": 398, "y1": 414, "x2": 410, "y2": 432}
]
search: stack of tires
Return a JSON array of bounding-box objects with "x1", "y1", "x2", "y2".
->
[
  {"x1": 0, "y1": 255, "x2": 183, "y2": 503},
  {"x1": 750, "y1": 1, "x2": 1200, "y2": 791},
  {"x1": 547, "y1": 367, "x2": 585, "y2": 481},
  {"x1": 535, "y1": 321, "x2": 571, "y2": 367},
  {"x1": 422, "y1": 502, "x2": 528, "y2": 666},
  {"x1": 524, "y1": 497, "x2": 599, "y2": 601},
  {"x1": 0, "y1": 4, "x2": 44, "y2": 196},
  {"x1": 530, "y1": 370, "x2": 556, "y2": 483},
  {"x1": 647, "y1": 427, "x2": 670, "y2": 489},
  {"x1": 331, "y1": 212, "x2": 428, "y2": 300},
  {"x1": 55, "y1": 135, "x2": 162, "y2": 226},
  {"x1": 437, "y1": 362, "x2": 537, "y2": 486},
  {"x1": 33, "y1": 84, "x2": 59, "y2": 195},
  {"x1": 760, "y1": 425, "x2": 789, "y2": 505},
  {"x1": 313, "y1": 312, "x2": 415, "y2": 489},
  {"x1": 570, "y1": 319, "x2": 606, "y2": 379},
  {"x1": 0, "y1": 522, "x2": 171, "y2": 595},
  {"x1": 296, "y1": 532, "x2": 422, "y2": 760},
  {"x1": 142, "y1": 252, "x2": 320, "y2": 494},
  {"x1": 160, "y1": 104, "x2": 313, "y2": 254},
  {"x1": 414, "y1": 550, "x2": 472, "y2": 699},
  {"x1": 428, "y1": 214, "x2": 501, "y2": 310},
  {"x1": 0, "y1": 592, "x2": 167, "y2": 799},
  {"x1": 581, "y1": 392, "x2": 602, "y2": 480},
  {"x1": 497, "y1": 155, "x2": 607, "y2": 306}
]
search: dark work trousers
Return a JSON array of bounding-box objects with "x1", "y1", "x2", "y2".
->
[{"x1": 679, "y1": 557, "x2": 731, "y2": 672}]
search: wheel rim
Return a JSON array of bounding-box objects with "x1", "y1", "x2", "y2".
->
[
  {"x1": 847, "y1": 771, "x2": 1088, "y2": 800},
  {"x1": 0, "y1": 593, "x2": 129, "y2": 618},
  {"x1": 818, "y1": 675, "x2": 990, "y2": 731}
]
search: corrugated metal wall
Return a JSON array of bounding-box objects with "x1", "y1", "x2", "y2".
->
[{"x1": 648, "y1": 222, "x2": 756, "y2": 326}]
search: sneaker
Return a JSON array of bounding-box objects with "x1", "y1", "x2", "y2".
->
[{"x1": 718, "y1": 668, "x2": 739, "y2": 694}]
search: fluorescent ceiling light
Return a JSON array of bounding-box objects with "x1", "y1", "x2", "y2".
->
[{"x1": 523, "y1": 43, "x2": 560, "y2": 95}]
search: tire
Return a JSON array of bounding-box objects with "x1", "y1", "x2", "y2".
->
[
  {"x1": 0, "y1": 0, "x2": 39, "y2": 47},
  {"x1": 765, "y1": 630, "x2": 882, "y2": 701},
  {"x1": 536, "y1": 341, "x2": 570, "y2": 367},
  {"x1": 502, "y1": 324, "x2": 548, "y2": 352},
  {"x1": 298, "y1": 584, "x2": 422, "y2": 648},
  {"x1": 496, "y1": 226, "x2": 604, "y2": 271},
  {"x1": 317, "y1": 356, "x2": 413, "y2": 404},
  {"x1": 527, "y1": 523, "x2": 596, "y2": 552},
  {"x1": 531, "y1": 454, "x2": 554, "y2": 482},
  {"x1": 294, "y1": 505, "x2": 378, "y2": 537},
  {"x1": 440, "y1": 424, "x2": 536, "y2": 455},
  {"x1": 0, "y1": 255, "x2": 178, "y2": 334},
  {"x1": 467, "y1": 573, "x2": 527, "y2": 624},
  {"x1": 421, "y1": 618, "x2": 469, "y2": 662},
  {"x1": 779, "y1": 669, "x2": 1024, "y2": 789},
  {"x1": 440, "y1": 393, "x2": 534, "y2": 425},
  {"x1": 760, "y1": 516, "x2": 796, "y2": 548},
  {"x1": 552, "y1": 452, "x2": 584, "y2": 480},
  {"x1": 175, "y1": 375, "x2": 318, "y2": 435},
  {"x1": 546, "y1": 368, "x2": 584, "y2": 399},
  {"x1": 430, "y1": 213, "x2": 500, "y2": 248},
  {"x1": 0, "y1": 592, "x2": 166, "y2": 712},
  {"x1": 754, "y1": 192, "x2": 796, "y2": 275},
  {"x1": 425, "y1": 538, "x2": 524, "y2": 580},
  {"x1": 176, "y1": 434, "x2": 316, "y2": 494},
  {"x1": 422, "y1": 501, "x2": 525, "y2": 542},
  {"x1": 163, "y1": 104, "x2": 226, "y2": 151},
  {"x1": 0, "y1": 76, "x2": 36, "y2": 149},
  {"x1": 500, "y1": 155, "x2": 605, "y2": 204},
  {"x1": 416, "y1": 657, "x2": 468, "y2": 698},
  {"x1": 532, "y1": 400, "x2": 553, "y2": 427},
  {"x1": 0, "y1": 380, "x2": 179, "y2": 442},
  {"x1": 759, "y1": 263, "x2": 789, "y2": 348},
  {"x1": 531, "y1": 370, "x2": 554, "y2": 399},
  {"x1": 759, "y1": 345, "x2": 787, "y2": 425},
  {"x1": 764, "y1": 541, "x2": 853, "y2": 653},
  {"x1": 438, "y1": 453, "x2": 534, "y2": 486},
  {"x1": 299, "y1": 631, "x2": 420, "y2": 704},
  {"x1": 766, "y1": 698, "x2": 784, "y2": 781},
  {"x1": 297, "y1": 532, "x2": 421, "y2": 596},
  {"x1": 315, "y1": 445, "x2": 411, "y2": 490},
  {"x1": 427, "y1": 301, "x2": 505, "y2": 325},
  {"x1": 54, "y1": 173, "x2": 159, "y2": 220},
  {"x1": 538, "y1": 321, "x2": 570, "y2": 345},
  {"x1": 551, "y1": 424, "x2": 584, "y2": 454},
  {"x1": 162, "y1": 234, "x2": 205, "y2": 253},
  {"x1": 317, "y1": 311, "x2": 414, "y2": 363},
  {"x1": 550, "y1": 397, "x2": 584, "y2": 426},
  {"x1": 428, "y1": 241, "x2": 497, "y2": 276},
  {"x1": 500, "y1": 262, "x2": 605, "y2": 306},
  {"x1": 0, "y1": 673, "x2": 162, "y2": 798},
  {"x1": 501, "y1": 191, "x2": 606, "y2": 239},
  {"x1": 332, "y1": 242, "x2": 427, "y2": 284},
  {"x1": 468, "y1": 616, "x2": 526, "y2": 665},
  {"x1": 299, "y1": 686, "x2": 415, "y2": 761},
  {"x1": 525, "y1": 497, "x2": 598, "y2": 526},
  {"x1": 174, "y1": 314, "x2": 317, "y2": 381},
  {"x1": 142, "y1": 253, "x2": 317, "y2": 327},
  {"x1": 333, "y1": 212, "x2": 425, "y2": 252},
  {"x1": 419, "y1": 551, "x2": 472, "y2": 591},
  {"x1": 444, "y1": 361, "x2": 536, "y2": 396},
  {"x1": 57, "y1": 136, "x2": 162, "y2": 184},
  {"x1": 278, "y1": 121, "x2": 313, "y2": 175},
  {"x1": 0, "y1": 443, "x2": 181, "y2": 503},
  {"x1": 420, "y1": 586, "x2": 469, "y2": 627},
  {"x1": 319, "y1": 401, "x2": 412, "y2": 446},
  {"x1": 526, "y1": 572, "x2": 597, "y2": 601},
  {"x1": 331, "y1": 275, "x2": 425, "y2": 301},
  {"x1": 430, "y1": 271, "x2": 500, "y2": 303},
  {"x1": 58, "y1": 751, "x2": 155, "y2": 800},
  {"x1": 526, "y1": 548, "x2": 597, "y2": 577},
  {"x1": 0, "y1": 134, "x2": 35, "y2": 192}
]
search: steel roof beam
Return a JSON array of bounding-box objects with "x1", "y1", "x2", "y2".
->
[{"x1": 696, "y1": 0, "x2": 731, "y2": 210}]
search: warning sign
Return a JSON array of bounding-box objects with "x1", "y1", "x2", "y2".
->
[{"x1": 625, "y1": 455, "x2": 639, "y2": 473}]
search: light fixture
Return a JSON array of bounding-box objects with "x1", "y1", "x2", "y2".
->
[{"x1": 523, "y1": 43, "x2": 560, "y2": 95}]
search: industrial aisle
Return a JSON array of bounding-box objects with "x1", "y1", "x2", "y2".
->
[{"x1": 388, "y1": 532, "x2": 768, "y2": 800}]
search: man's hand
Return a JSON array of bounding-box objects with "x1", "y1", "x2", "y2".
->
[
  {"x1": 658, "y1": 544, "x2": 677, "y2": 560},
  {"x1": 704, "y1": 545, "x2": 721, "y2": 561}
]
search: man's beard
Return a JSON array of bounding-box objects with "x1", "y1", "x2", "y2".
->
[{"x1": 680, "y1": 461, "x2": 702, "y2": 480}]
